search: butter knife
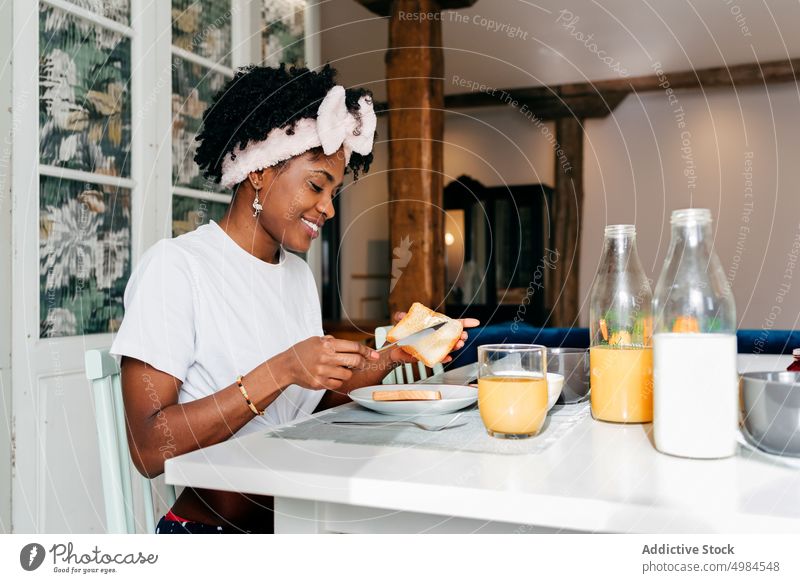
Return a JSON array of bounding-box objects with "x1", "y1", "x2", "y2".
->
[{"x1": 376, "y1": 321, "x2": 447, "y2": 353}]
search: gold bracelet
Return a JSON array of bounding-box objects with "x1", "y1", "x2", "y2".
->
[{"x1": 236, "y1": 375, "x2": 264, "y2": 416}]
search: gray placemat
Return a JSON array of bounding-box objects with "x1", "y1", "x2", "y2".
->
[{"x1": 265, "y1": 401, "x2": 590, "y2": 455}]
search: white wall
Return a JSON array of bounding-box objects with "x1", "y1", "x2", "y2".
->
[
  {"x1": 443, "y1": 108, "x2": 555, "y2": 188},
  {"x1": 321, "y1": 2, "x2": 800, "y2": 330},
  {"x1": 320, "y1": 1, "x2": 388, "y2": 321},
  {"x1": 582, "y1": 84, "x2": 800, "y2": 329},
  {"x1": 0, "y1": 0, "x2": 12, "y2": 533},
  {"x1": 337, "y1": 117, "x2": 392, "y2": 321}
]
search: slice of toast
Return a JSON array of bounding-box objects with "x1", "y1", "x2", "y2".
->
[
  {"x1": 386, "y1": 302, "x2": 463, "y2": 367},
  {"x1": 372, "y1": 390, "x2": 442, "y2": 401}
]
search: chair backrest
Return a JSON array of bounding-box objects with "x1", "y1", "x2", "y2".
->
[
  {"x1": 85, "y1": 350, "x2": 176, "y2": 533},
  {"x1": 374, "y1": 326, "x2": 444, "y2": 383}
]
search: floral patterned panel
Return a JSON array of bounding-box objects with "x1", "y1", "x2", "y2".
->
[
  {"x1": 172, "y1": 57, "x2": 229, "y2": 190},
  {"x1": 172, "y1": 0, "x2": 233, "y2": 67},
  {"x1": 172, "y1": 195, "x2": 228, "y2": 237},
  {"x1": 40, "y1": 177, "x2": 131, "y2": 338},
  {"x1": 39, "y1": 4, "x2": 132, "y2": 177},
  {"x1": 63, "y1": 0, "x2": 130, "y2": 24},
  {"x1": 262, "y1": 0, "x2": 306, "y2": 68}
]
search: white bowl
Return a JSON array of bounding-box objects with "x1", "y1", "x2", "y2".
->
[{"x1": 546, "y1": 373, "x2": 564, "y2": 411}]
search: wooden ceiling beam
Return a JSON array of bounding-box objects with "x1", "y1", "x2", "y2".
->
[
  {"x1": 560, "y1": 57, "x2": 800, "y2": 96},
  {"x1": 444, "y1": 88, "x2": 628, "y2": 120},
  {"x1": 374, "y1": 90, "x2": 628, "y2": 120},
  {"x1": 438, "y1": 58, "x2": 800, "y2": 120}
]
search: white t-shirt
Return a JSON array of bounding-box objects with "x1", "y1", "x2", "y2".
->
[{"x1": 110, "y1": 220, "x2": 325, "y2": 436}]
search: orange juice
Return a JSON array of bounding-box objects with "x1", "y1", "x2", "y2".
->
[
  {"x1": 590, "y1": 346, "x2": 653, "y2": 423},
  {"x1": 478, "y1": 375, "x2": 548, "y2": 436}
]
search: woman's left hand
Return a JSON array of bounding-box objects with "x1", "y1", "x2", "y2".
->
[{"x1": 389, "y1": 312, "x2": 480, "y2": 365}]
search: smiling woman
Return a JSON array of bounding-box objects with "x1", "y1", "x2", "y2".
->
[{"x1": 109, "y1": 63, "x2": 472, "y2": 534}]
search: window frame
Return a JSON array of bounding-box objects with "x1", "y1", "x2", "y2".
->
[
  {"x1": 8, "y1": 0, "x2": 320, "y2": 534},
  {"x1": 166, "y1": 0, "x2": 323, "y2": 296}
]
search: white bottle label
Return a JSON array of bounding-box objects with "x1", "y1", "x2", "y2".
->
[{"x1": 653, "y1": 333, "x2": 738, "y2": 458}]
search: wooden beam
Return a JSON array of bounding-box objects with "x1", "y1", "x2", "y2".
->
[
  {"x1": 548, "y1": 117, "x2": 584, "y2": 327},
  {"x1": 374, "y1": 90, "x2": 627, "y2": 120},
  {"x1": 356, "y1": 0, "x2": 477, "y2": 17},
  {"x1": 560, "y1": 57, "x2": 800, "y2": 95},
  {"x1": 386, "y1": 0, "x2": 447, "y2": 316},
  {"x1": 442, "y1": 58, "x2": 800, "y2": 120},
  {"x1": 444, "y1": 88, "x2": 627, "y2": 120}
]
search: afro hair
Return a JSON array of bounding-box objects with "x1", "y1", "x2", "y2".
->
[{"x1": 194, "y1": 63, "x2": 375, "y2": 185}]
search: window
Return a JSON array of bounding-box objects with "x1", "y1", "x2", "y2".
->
[
  {"x1": 37, "y1": 1, "x2": 318, "y2": 334},
  {"x1": 170, "y1": 0, "x2": 234, "y2": 236},
  {"x1": 38, "y1": 0, "x2": 134, "y2": 337},
  {"x1": 262, "y1": 0, "x2": 306, "y2": 68},
  {"x1": 170, "y1": 0, "x2": 310, "y2": 237}
]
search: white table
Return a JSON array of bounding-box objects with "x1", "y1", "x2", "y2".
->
[{"x1": 165, "y1": 362, "x2": 800, "y2": 533}]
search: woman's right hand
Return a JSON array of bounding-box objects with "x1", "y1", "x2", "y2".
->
[{"x1": 280, "y1": 336, "x2": 380, "y2": 391}]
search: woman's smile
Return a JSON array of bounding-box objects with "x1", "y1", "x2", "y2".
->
[{"x1": 300, "y1": 215, "x2": 322, "y2": 239}]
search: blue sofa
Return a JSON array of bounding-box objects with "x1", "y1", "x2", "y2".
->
[{"x1": 446, "y1": 322, "x2": 800, "y2": 369}]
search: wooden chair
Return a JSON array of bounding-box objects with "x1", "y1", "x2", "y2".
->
[
  {"x1": 84, "y1": 349, "x2": 176, "y2": 533},
  {"x1": 374, "y1": 326, "x2": 444, "y2": 383}
]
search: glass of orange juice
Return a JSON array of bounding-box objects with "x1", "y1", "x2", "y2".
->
[{"x1": 477, "y1": 344, "x2": 548, "y2": 439}]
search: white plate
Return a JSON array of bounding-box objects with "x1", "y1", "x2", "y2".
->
[{"x1": 349, "y1": 384, "x2": 477, "y2": 416}]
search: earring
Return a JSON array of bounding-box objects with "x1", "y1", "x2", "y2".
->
[{"x1": 252, "y1": 187, "x2": 263, "y2": 217}]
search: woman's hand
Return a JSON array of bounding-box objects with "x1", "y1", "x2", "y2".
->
[
  {"x1": 315, "y1": 314, "x2": 483, "y2": 402},
  {"x1": 281, "y1": 336, "x2": 380, "y2": 391},
  {"x1": 388, "y1": 312, "x2": 480, "y2": 364}
]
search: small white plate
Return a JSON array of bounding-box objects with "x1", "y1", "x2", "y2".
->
[{"x1": 349, "y1": 384, "x2": 477, "y2": 416}]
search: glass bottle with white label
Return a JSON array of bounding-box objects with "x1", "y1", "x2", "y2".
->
[{"x1": 652, "y1": 208, "x2": 738, "y2": 458}]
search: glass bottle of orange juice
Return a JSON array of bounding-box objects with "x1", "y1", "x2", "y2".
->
[{"x1": 589, "y1": 225, "x2": 653, "y2": 423}]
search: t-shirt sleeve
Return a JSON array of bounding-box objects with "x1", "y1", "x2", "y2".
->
[{"x1": 110, "y1": 239, "x2": 197, "y2": 381}]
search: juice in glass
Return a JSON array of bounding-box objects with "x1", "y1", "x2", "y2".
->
[
  {"x1": 478, "y1": 375, "x2": 548, "y2": 437},
  {"x1": 590, "y1": 345, "x2": 653, "y2": 423}
]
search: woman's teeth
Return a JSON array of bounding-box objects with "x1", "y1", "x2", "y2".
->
[{"x1": 301, "y1": 217, "x2": 319, "y2": 234}]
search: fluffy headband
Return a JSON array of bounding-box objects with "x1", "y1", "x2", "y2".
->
[{"x1": 219, "y1": 85, "x2": 376, "y2": 188}]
